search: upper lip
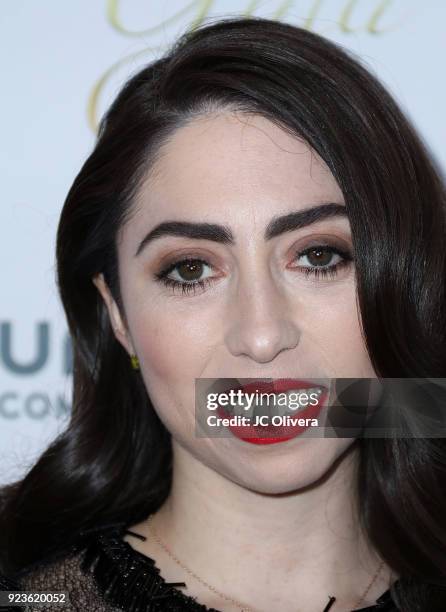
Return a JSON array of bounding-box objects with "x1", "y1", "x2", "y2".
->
[{"x1": 229, "y1": 378, "x2": 329, "y2": 394}]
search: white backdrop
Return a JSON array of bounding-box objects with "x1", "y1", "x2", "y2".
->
[{"x1": 1, "y1": 0, "x2": 445, "y2": 485}]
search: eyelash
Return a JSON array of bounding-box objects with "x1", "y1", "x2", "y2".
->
[{"x1": 154, "y1": 245, "x2": 353, "y2": 296}]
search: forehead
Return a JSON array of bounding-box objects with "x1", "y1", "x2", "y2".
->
[{"x1": 123, "y1": 111, "x2": 344, "y2": 242}]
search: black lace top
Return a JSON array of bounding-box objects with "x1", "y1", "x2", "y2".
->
[{"x1": 0, "y1": 522, "x2": 400, "y2": 611}]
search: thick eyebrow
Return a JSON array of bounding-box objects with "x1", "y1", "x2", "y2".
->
[{"x1": 134, "y1": 202, "x2": 347, "y2": 257}]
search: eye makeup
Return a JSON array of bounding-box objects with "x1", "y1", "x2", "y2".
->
[{"x1": 152, "y1": 240, "x2": 354, "y2": 296}]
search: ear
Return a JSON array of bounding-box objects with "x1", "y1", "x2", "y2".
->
[{"x1": 92, "y1": 273, "x2": 135, "y2": 357}]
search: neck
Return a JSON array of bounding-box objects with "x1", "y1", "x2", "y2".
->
[{"x1": 131, "y1": 441, "x2": 396, "y2": 610}]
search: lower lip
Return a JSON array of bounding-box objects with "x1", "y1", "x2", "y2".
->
[{"x1": 216, "y1": 389, "x2": 329, "y2": 445}]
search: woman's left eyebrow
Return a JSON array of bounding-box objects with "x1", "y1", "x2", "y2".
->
[{"x1": 134, "y1": 202, "x2": 347, "y2": 257}]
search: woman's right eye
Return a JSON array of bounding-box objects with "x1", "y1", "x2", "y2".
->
[{"x1": 154, "y1": 258, "x2": 216, "y2": 295}]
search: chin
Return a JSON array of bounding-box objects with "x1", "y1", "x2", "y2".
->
[{"x1": 219, "y1": 438, "x2": 356, "y2": 495}]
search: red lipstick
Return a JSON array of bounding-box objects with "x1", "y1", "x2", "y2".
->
[
  {"x1": 216, "y1": 378, "x2": 329, "y2": 445},
  {"x1": 239, "y1": 379, "x2": 326, "y2": 395}
]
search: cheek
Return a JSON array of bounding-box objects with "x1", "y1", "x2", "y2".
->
[
  {"x1": 308, "y1": 288, "x2": 374, "y2": 376},
  {"x1": 295, "y1": 278, "x2": 376, "y2": 378},
  {"x1": 127, "y1": 302, "x2": 220, "y2": 433},
  {"x1": 134, "y1": 304, "x2": 217, "y2": 380}
]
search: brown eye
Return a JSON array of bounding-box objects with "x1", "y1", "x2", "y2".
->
[
  {"x1": 176, "y1": 260, "x2": 205, "y2": 281},
  {"x1": 154, "y1": 244, "x2": 354, "y2": 297},
  {"x1": 297, "y1": 246, "x2": 342, "y2": 268},
  {"x1": 303, "y1": 247, "x2": 338, "y2": 267},
  {"x1": 159, "y1": 257, "x2": 213, "y2": 285},
  {"x1": 154, "y1": 256, "x2": 217, "y2": 295}
]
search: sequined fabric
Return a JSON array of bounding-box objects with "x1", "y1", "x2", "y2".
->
[{"x1": 0, "y1": 523, "x2": 398, "y2": 611}]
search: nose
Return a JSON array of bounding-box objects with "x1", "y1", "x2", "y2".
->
[{"x1": 224, "y1": 266, "x2": 301, "y2": 364}]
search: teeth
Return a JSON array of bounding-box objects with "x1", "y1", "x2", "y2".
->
[
  {"x1": 221, "y1": 387, "x2": 325, "y2": 419},
  {"x1": 235, "y1": 393, "x2": 256, "y2": 418},
  {"x1": 281, "y1": 388, "x2": 324, "y2": 416}
]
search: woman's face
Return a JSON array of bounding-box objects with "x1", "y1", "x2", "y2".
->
[{"x1": 94, "y1": 111, "x2": 377, "y2": 494}]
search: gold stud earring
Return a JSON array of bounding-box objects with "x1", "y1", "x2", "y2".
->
[{"x1": 130, "y1": 354, "x2": 140, "y2": 370}]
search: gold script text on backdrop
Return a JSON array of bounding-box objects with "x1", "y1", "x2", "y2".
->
[{"x1": 87, "y1": 0, "x2": 398, "y2": 132}]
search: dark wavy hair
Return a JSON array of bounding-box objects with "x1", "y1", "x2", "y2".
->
[{"x1": 1, "y1": 15, "x2": 446, "y2": 611}]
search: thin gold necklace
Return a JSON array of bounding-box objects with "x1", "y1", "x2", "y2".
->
[{"x1": 145, "y1": 514, "x2": 385, "y2": 612}]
